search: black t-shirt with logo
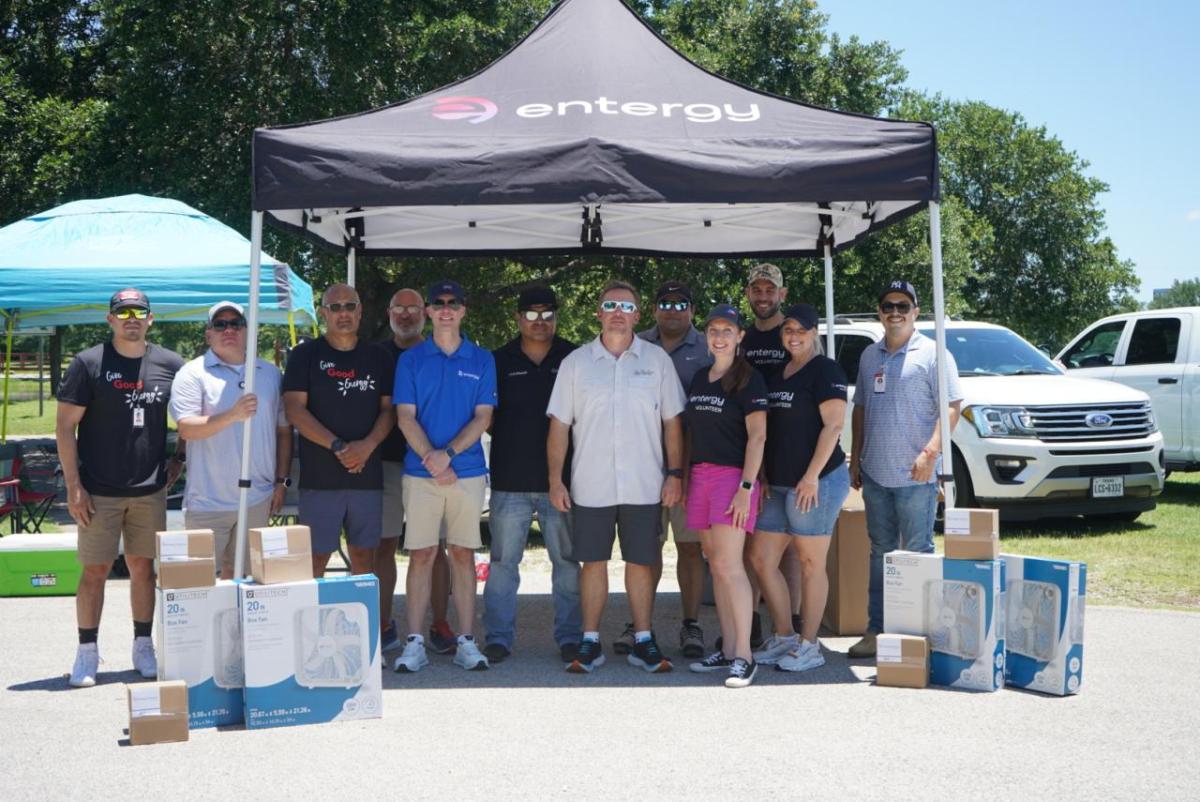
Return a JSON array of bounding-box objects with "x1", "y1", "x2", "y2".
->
[
  {"x1": 282, "y1": 337, "x2": 395, "y2": 490},
  {"x1": 377, "y1": 339, "x2": 410, "y2": 463},
  {"x1": 684, "y1": 369, "x2": 769, "y2": 469},
  {"x1": 742, "y1": 323, "x2": 787, "y2": 378},
  {"x1": 57, "y1": 342, "x2": 185, "y2": 497},
  {"x1": 490, "y1": 336, "x2": 578, "y2": 492},
  {"x1": 764, "y1": 355, "x2": 849, "y2": 486}
]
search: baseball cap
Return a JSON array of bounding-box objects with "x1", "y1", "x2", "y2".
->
[
  {"x1": 517, "y1": 285, "x2": 557, "y2": 310},
  {"x1": 703, "y1": 303, "x2": 743, "y2": 328},
  {"x1": 427, "y1": 279, "x2": 466, "y2": 304},
  {"x1": 654, "y1": 281, "x2": 692, "y2": 303},
  {"x1": 109, "y1": 288, "x2": 150, "y2": 312},
  {"x1": 879, "y1": 280, "x2": 918, "y2": 306},
  {"x1": 782, "y1": 303, "x2": 819, "y2": 330},
  {"x1": 747, "y1": 263, "x2": 783, "y2": 288},
  {"x1": 207, "y1": 300, "x2": 245, "y2": 323}
]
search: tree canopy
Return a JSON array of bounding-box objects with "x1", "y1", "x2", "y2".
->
[{"x1": 1149, "y1": 278, "x2": 1200, "y2": 310}]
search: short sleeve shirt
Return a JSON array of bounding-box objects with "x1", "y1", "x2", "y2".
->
[
  {"x1": 169, "y1": 352, "x2": 286, "y2": 512},
  {"x1": 57, "y1": 342, "x2": 184, "y2": 497},
  {"x1": 637, "y1": 325, "x2": 713, "y2": 393},
  {"x1": 394, "y1": 336, "x2": 497, "y2": 479},
  {"x1": 282, "y1": 337, "x2": 395, "y2": 490},
  {"x1": 764, "y1": 356, "x2": 848, "y2": 486},
  {"x1": 743, "y1": 323, "x2": 787, "y2": 378},
  {"x1": 685, "y1": 369, "x2": 769, "y2": 468},
  {"x1": 545, "y1": 335, "x2": 686, "y2": 507},
  {"x1": 852, "y1": 330, "x2": 964, "y2": 488}
]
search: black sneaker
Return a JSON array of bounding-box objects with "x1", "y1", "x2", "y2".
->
[
  {"x1": 689, "y1": 651, "x2": 734, "y2": 673},
  {"x1": 613, "y1": 622, "x2": 636, "y2": 655},
  {"x1": 483, "y1": 642, "x2": 510, "y2": 663},
  {"x1": 566, "y1": 639, "x2": 606, "y2": 673},
  {"x1": 628, "y1": 635, "x2": 673, "y2": 673},
  {"x1": 559, "y1": 642, "x2": 580, "y2": 664},
  {"x1": 679, "y1": 619, "x2": 705, "y2": 658},
  {"x1": 725, "y1": 657, "x2": 758, "y2": 688},
  {"x1": 750, "y1": 611, "x2": 764, "y2": 650}
]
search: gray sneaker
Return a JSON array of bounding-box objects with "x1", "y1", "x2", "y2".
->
[
  {"x1": 613, "y1": 622, "x2": 636, "y2": 655},
  {"x1": 452, "y1": 637, "x2": 490, "y2": 671},
  {"x1": 752, "y1": 634, "x2": 800, "y2": 666},
  {"x1": 393, "y1": 637, "x2": 429, "y2": 673},
  {"x1": 776, "y1": 639, "x2": 826, "y2": 672},
  {"x1": 679, "y1": 619, "x2": 705, "y2": 658}
]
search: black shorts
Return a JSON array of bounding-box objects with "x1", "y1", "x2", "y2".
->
[{"x1": 570, "y1": 503, "x2": 663, "y2": 566}]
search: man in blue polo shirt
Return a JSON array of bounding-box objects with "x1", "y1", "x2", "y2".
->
[{"x1": 393, "y1": 279, "x2": 497, "y2": 673}]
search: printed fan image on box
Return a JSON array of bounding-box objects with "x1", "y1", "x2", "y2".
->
[
  {"x1": 925, "y1": 580, "x2": 985, "y2": 660},
  {"x1": 294, "y1": 603, "x2": 369, "y2": 688},
  {"x1": 1006, "y1": 580, "x2": 1061, "y2": 662},
  {"x1": 213, "y1": 608, "x2": 244, "y2": 689}
]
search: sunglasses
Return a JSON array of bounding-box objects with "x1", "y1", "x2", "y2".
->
[
  {"x1": 389, "y1": 304, "x2": 423, "y2": 315},
  {"x1": 113, "y1": 308, "x2": 149, "y2": 320},
  {"x1": 600, "y1": 300, "x2": 638, "y2": 314},
  {"x1": 210, "y1": 318, "x2": 246, "y2": 331},
  {"x1": 429, "y1": 299, "x2": 463, "y2": 310},
  {"x1": 521, "y1": 310, "x2": 556, "y2": 321},
  {"x1": 880, "y1": 302, "x2": 913, "y2": 314},
  {"x1": 657, "y1": 300, "x2": 690, "y2": 312},
  {"x1": 323, "y1": 302, "x2": 359, "y2": 312}
]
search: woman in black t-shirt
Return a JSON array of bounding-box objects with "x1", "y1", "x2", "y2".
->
[
  {"x1": 748, "y1": 303, "x2": 850, "y2": 674},
  {"x1": 683, "y1": 304, "x2": 769, "y2": 688}
]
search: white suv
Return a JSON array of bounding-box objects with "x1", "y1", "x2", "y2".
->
[{"x1": 825, "y1": 316, "x2": 1165, "y2": 522}]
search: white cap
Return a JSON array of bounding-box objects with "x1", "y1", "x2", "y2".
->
[{"x1": 207, "y1": 300, "x2": 245, "y2": 323}]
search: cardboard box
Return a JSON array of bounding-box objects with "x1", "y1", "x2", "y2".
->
[
  {"x1": 883, "y1": 551, "x2": 1005, "y2": 692},
  {"x1": 876, "y1": 634, "x2": 930, "y2": 688},
  {"x1": 127, "y1": 680, "x2": 189, "y2": 745},
  {"x1": 943, "y1": 508, "x2": 1000, "y2": 560},
  {"x1": 156, "y1": 529, "x2": 215, "y2": 589},
  {"x1": 0, "y1": 533, "x2": 82, "y2": 596},
  {"x1": 248, "y1": 526, "x2": 313, "y2": 585},
  {"x1": 1001, "y1": 554, "x2": 1086, "y2": 696},
  {"x1": 156, "y1": 580, "x2": 243, "y2": 728},
  {"x1": 822, "y1": 508, "x2": 869, "y2": 635},
  {"x1": 240, "y1": 574, "x2": 382, "y2": 729}
]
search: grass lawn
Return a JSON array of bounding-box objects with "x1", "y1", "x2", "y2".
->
[{"x1": 1, "y1": 397, "x2": 57, "y2": 436}]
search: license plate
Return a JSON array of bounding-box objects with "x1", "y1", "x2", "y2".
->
[{"x1": 1091, "y1": 476, "x2": 1124, "y2": 498}]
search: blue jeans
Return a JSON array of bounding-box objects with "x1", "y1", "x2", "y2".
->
[
  {"x1": 482, "y1": 491, "x2": 581, "y2": 649},
  {"x1": 863, "y1": 471, "x2": 938, "y2": 632}
]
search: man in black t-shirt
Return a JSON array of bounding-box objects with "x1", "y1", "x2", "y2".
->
[
  {"x1": 742, "y1": 263, "x2": 789, "y2": 377},
  {"x1": 283, "y1": 283, "x2": 395, "y2": 577},
  {"x1": 56, "y1": 288, "x2": 185, "y2": 687}
]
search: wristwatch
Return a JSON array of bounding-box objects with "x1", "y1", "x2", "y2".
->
[
  {"x1": 444, "y1": 446, "x2": 457, "y2": 459},
  {"x1": 740, "y1": 480, "x2": 753, "y2": 491},
  {"x1": 330, "y1": 437, "x2": 347, "y2": 452},
  {"x1": 666, "y1": 468, "x2": 683, "y2": 479},
  {"x1": 276, "y1": 476, "x2": 292, "y2": 488}
]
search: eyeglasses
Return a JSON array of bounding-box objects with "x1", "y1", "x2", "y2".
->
[
  {"x1": 323, "y1": 302, "x2": 359, "y2": 312},
  {"x1": 389, "y1": 304, "x2": 422, "y2": 315},
  {"x1": 657, "y1": 300, "x2": 690, "y2": 312},
  {"x1": 521, "y1": 310, "x2": 556, "y2": 321},
  {"x1": 113, "y1": 308, "x2": 149, "y2": 320},
  {"x1": 880, "y1": 302, "x2": 913, "y2": 314},
  {"x1": 210, "y1": 318, "x2": 246, "y2": 331},
  {"x1": 429, "y1": 299, "x2": 463, "y2": 310},
  {"x1": 600, "y1": 300, "x2": 638, "y2": 314}
]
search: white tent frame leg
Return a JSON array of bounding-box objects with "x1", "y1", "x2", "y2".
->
[
  {"x1": 233, "y1": 211, "x2": 265, "y2": 580},
  {"x1": 929, "y1": 201, "x2": 956, "y2": 508}
]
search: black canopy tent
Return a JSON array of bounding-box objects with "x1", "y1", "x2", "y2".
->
[{"x1": 237, "y1": 0, "x2": 953, "y2": 576}]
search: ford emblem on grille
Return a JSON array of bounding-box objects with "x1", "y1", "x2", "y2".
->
[{"x1": 1085, "y1": 413, "x2": 1114, "y2": 428}]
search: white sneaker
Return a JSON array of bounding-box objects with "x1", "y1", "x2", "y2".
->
[
  {"x1": 132, "y1": 636, "x2": 157, "y2": 679},
  {"x1": 452, "y1": 637, "x2": 490, "y2": 671},
  {"x1": 776, "y1": 639, "x2": 826, "y2": 673},
  {"x1": 393, "y1": 637, "x2": 429, "y2": 673},
  {"x1": 752, "y1": 633, "x2": 800, "y2": 665},
  {"x1": 69, "y1": 643, "x2": 99, "y2": 687}
]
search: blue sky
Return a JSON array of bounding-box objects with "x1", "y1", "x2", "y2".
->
[{"x1": 820, "y1": 0, "x2": 1200, "y2": 302}]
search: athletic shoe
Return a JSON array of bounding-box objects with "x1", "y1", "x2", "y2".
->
[
  {"x1": 453, "y1": 637, "x2": 490, "y2": 671},
  {"x1": 679, "y1": 619, "x2": 705, "y2": 658},
  {"x1": 848, "y1": 631, "x2": 878, "y2": 659},
  {"x1": 613, "y1": 622, "x2": 636, "y2": 655},
  {"x1": 394, "y1": 637, "x2": 429, "y2": 673},
  {"x1": 132, "y1": 636, "x2": 157, "y2": 679},
  {"x1": 721, "y1": 611, "x2": 765, "y2": 652},
  {"x1": 380, "y1": 622, "x2": 403, "y2": 653},
  {"x1": 483, "y1": 642, "x2": 511, "y2": 663},
  {"x1": 689, "y1": 651, "x2": 734, "y2": 673},
  {"x1": 628, "y1": 635, "x2": 673, "y2": 673},
  {"x1": 69, "y1": 643, "x2": 99, "y2": 688},
  {"x1": 753, "y1": 633, "x2": 800, "y2": 666},
  {"x1": 429, "y1": 620, "x2": 458, "y2": 655},
  {"x1": 776, "y1": 639, "x2": 826, "y2": 673},
  {"x1": 559, "y1": 642, "x2": 580, "y2": 664},
  {"x1": 724, "y1": 657, "x2": 758, "y2": 688},
  {"x1": 566, "y1": 639, "x2": 606, "y2": 673}
]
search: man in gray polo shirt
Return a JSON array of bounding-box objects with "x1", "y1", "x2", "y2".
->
[
  {"x1": 848, "y1": 280, "x2": 963, "y2": 658},
  {"x1": 635, "y1": 280, "x2": 712, "y2": 659},
  {"x1": 170, "y1": 301, "x2": 291, "y2": 578}
]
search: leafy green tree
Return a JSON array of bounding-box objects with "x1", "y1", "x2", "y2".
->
[{"x1": 1149, "y1": 278, "x2": 1200, "y2": 310}]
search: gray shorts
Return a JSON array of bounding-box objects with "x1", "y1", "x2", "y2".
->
[
  {"x1": 571, "y1": 504, "x2": 662, "y2": 566},
  {"x1": 381, "y1": 461, "x2": 405, "y2": 540},
  {"x1": 298, "y1": 488, "x2": 383, "y2": 553}
]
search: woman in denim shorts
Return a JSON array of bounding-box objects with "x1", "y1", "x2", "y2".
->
[{"x1": 749, "y1": 303, "x2": 850, "y2": 673}]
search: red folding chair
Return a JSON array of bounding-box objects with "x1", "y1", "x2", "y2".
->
[{"x1": 10, "y1": 456, "x2": 59, "y2": 533}]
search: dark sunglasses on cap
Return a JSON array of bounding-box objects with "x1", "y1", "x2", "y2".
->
[
  {"x1": 429, "y1": 299, "x2": 464, "y2": 310},
  {"x1": 600, "y1": 300, "x2": 638, "y2": 314},
  {"x1": 880, "y1": 301, "x2": 913, "y2": 314},
  {"x1": 113, "y1": 308, "x2": 149, "y2": 320},
  {"x1": 657, "y1": 300, "x2": 690, "y2": 312},
  {"x1": 323, "y1": 301, "x2": 359, "y2": 312},
  {"x1": 389, "y1": 304, "x2": 422, "y2": 315},
  {"x1": 210, "y1": 318, "x2": 246, "y2": 331},
  {"x1": 521, "y1": 310, "x2": 555, "y2": 321}
]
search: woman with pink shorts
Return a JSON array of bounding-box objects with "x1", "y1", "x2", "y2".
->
[{"x1": 683, "y1": 304, "x2": 769, "y2": 688}]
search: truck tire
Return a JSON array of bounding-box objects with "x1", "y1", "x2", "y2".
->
[{"x1": 950, "y1": 447, "x2": 978, "y2": 509}]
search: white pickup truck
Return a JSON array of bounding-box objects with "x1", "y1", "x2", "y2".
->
[
  {"x1": 825, "y1": 317, "x2": 1165, "y2": 522},
  {"x1": 1056, "y1": 307, "x2": 1200, "y2": 472}
]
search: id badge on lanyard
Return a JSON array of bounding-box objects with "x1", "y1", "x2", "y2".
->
[
  {"x1": 132, "y1": 407, "x2": 145, "y2": 428},
  {"x1": 873, "y1": 371, "x2": 886, "y2": 394}
]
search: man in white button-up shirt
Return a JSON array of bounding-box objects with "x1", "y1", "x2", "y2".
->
[{"x1": 547, "y1": 280, "x2": 685, "y2": 674}]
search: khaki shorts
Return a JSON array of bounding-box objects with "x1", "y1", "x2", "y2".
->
[
  {"x1": 77, "y1": 488, "x2": 167, "y2": 565},
  {"x1": 381, "y1": 461, "x2": 405, "y2": 540},
  {"x1": 185, "y1": 498, "x2": 272, "y2": 570},
  {"x1": 402, "y1": 474, "x2": 486, "y2": 550},
  {"x1": 659, "y1": 502, "x2": 701, "y2": 545}
]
